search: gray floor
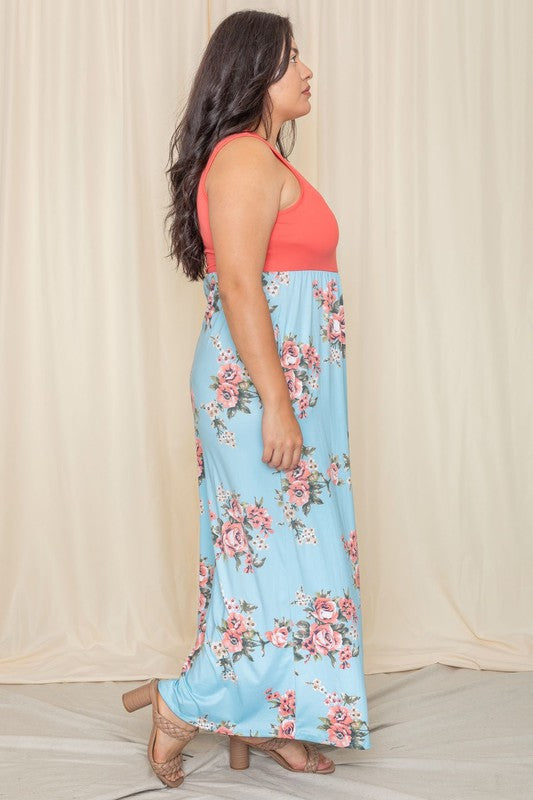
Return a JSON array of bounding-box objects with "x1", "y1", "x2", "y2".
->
[{"x1": 1, "y1": 663, "x2": 531, "y2": 799}]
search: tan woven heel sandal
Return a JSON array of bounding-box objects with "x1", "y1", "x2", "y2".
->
[
  {"x1": 122, "y1": 677, "x2": 199, "y2": 788},
  {"x1": 229, "y1": 734, "x2": 335, "y2": 773}
]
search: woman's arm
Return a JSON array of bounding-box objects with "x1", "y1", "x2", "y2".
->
[{"x1": 206, "y1": 137, "x2": 303, "y2": 471}]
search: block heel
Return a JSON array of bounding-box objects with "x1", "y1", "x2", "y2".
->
[
  {"x1": 229, "y1": 736, "x2": 250, "y2": 769},
  {"x1": 122, "y1": 682, "x2": 152, "y2": 712}
]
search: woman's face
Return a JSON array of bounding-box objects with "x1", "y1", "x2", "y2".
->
[{"x1": 268, "y1": 36, "x2": 313, "y2": 122}]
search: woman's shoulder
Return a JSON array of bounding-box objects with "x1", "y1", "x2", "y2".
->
[{"x1": 203, "y1": 134, "x2": 279, "y2": 196}]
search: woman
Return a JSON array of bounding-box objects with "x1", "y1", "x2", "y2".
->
[{"x1": 122, "y1": 9, "x2": 371, "y2": 787}]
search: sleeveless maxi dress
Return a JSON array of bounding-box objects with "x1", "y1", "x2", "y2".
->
[{"x1": 158, "y1": 131, "x2": 371, "y2": 750}]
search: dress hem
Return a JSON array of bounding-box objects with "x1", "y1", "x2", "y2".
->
[
  {"x1": 209, "y1": 725, "x2": 371, "y2": 750},
  {"x1": 157, "y1": 688, "x2": 370, "y2": 750}
]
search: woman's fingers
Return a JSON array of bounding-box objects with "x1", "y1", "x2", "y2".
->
[{"x1": 262, "y1": 442, "x2": 302, "y2": 471}]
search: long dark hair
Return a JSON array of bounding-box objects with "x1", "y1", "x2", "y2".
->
[{"x1": 163, "y1": 10, "x2": 296, "y2": 282}]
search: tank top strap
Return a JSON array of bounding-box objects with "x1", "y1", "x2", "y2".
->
[
  {"x1": 199, "y1": 131, "x2": 305, "y2": 212},
  {"x1": 240, "y1": 131, "x2": 302, "y2": 178}
]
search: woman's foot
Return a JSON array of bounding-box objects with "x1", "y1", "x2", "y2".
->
[
  {"x1": 237, "y1": 735, "x2": 334, "y2": 771},
  {"x1": 152, "y1": 691, "x2": 198, "y2": 764}
]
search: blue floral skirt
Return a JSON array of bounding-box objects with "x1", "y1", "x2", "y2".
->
[{"x1": 158, "y1": 268, "x2": 371, "y2": 750}]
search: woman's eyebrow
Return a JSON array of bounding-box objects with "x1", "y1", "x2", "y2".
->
[{"x1": 291, "y1": 47, "x2": 299, "y2": 55}]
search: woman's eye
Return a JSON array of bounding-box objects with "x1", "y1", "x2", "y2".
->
[{"x1": 290, "y1": 54, "x2": 297, "y2": 62}]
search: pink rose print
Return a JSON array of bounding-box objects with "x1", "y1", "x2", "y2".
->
[
  {"x1": 306, "y1": 678, "x2": 370, "y2": 749},
  {"x1": 278, "y1": 692, "x2": 295, "y2": 718},
  {"x1": 301, "y1": 342, "x2": 320, "y2": 371},
  {"x1": 265, "y1": 615, "x2": 293, "y2": 648},
  {"x1": 195, "y1": 437, "x2": 204, "y2": 478},
  {"x1": 297, "y1": 393, "x2": 311, "y2": 416},
  {"x1": 328, "y1": 704, "x2": 353, "y2": 726},
  {"x1": 226, "y1": 611, "x2": 248, "y2": 634},
  {"x1": 201, "y1": 343, "x2": 259, "y2": 447},
  {"x1": 339, "y1": 597, "x2": 356, "y2": 619},
  {"x1": 214, "y1": 362, "x2": 245, "y2": 410},
  {"x1": 275, "y1": 445, "x2": 326, "y2": 516},
  {"x1": 312, "y1": 597, "x2": 340, "y2": 624},
  {"x1": 328, "y1": 722, "x2": 352, "y2": 747},
  {"x1": 304, "y1": 622, "x2": 343, "y2": 656},
  {"x1": 341, "y1": 528, "x2": 360, "y2": 588},
  {"x1": 220, "y1": 521, "x2": 248, "y2": 558},
  {"x1": 247, "y1": 505, "x2": 272, "y2": 529},
  {"x1": 338, "y1": 644, "x2": 353, "y2": 669},
  {"x1": 218, "y1": 362, "x2": 243, "y2": 384},
  {"x1": 312, "y1": 277, "x2": 346, "y2": 365},
  {"x1": 328, "y1": 308, "x2": 345, "y2": 346},
  {"x1": 279, "y1": 718, "x2": 295, "y2": 736},
  {"x1": 277, "y1": 333, "x2": 321, "y2": 419},
  {"x1": 217, "y1": 380, "x2": 240, "y2": 409},
  {"x1": 265, "y1": 626, "x2": 290, "y2": 647},
  {"x1": 290, "y1": 460, "x2": 312, "y2": 481},
  {"x1": 198, "y1": 562, "x2": 210, "y2": 587},
  {"x1": 280, "y1": 340, "x2": 302, "y2": 369},
  {"x1": 275, "y1": 444, "x2": 328, "y2": 545},
  {"x1": 291, "y1": 587, "x2": 360, "y2": 667},
  {"x1": 211, "y1": 486, "x2": 274, "y2": 572},
  {"x1": 324, "y1": 452, "x2": 352, "y2": 490},
  {"x1": 216, "y1": 363, "x2": 246, "y2": 410},
  {"x1": 222, "y1": 630, "x2": 243, "y2": 653},
  {"x1": 212, "y1": 598, "x2": 268, "y2": 680},
  {"x1": 216, "y1": 725, "x2": 236, "y2": 735},
  {"x1": 287, "y1": 478, "x2": 310, "y2": 507},
  {"x1": 327, "y1": 461, "x2": 339, "y2": 485},
  {"x1": 265, "y1": 687, "x2": 296, "y2": 738}
]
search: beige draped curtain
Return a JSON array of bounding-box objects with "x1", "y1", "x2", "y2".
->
[{"x1": 1, "y1": 0, "x2": 531, "y2": 683}]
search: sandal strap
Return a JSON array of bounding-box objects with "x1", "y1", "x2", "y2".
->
[
  {"x1": 150, "y1": 678, "x2": 198, "y2": 741},
  {"x1": 247, "y1": 736, "x2": 291, "y2": 751},
  {"x1": 153, "y1": 706, "x2": 198, "y2": 740},
  {"x1": 150, "y1": 750, "x2": 184, "y2": 781},
  {"x1": 302, "y1": 742, "x2": 321, "y2": 772}
]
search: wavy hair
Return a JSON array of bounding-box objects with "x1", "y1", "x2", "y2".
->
[{"x1": 163, "y1": 10, "x2": 296, "y2": 282}]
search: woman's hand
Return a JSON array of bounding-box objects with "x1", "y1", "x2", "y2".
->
[{"x1": 261, "y1": 397, "x2": 303, "y2": 471}]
